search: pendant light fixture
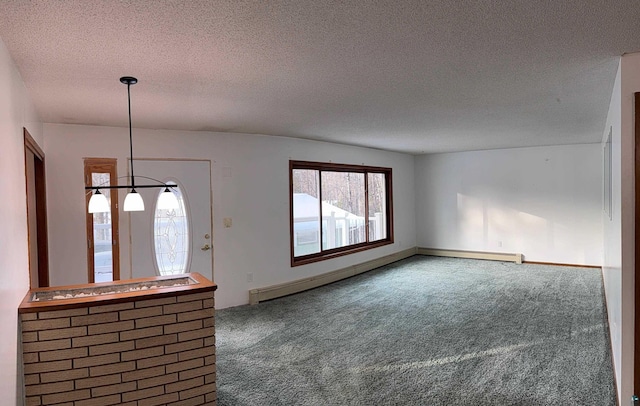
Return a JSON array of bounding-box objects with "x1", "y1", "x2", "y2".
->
[
  {"x1": 86, "y1": 77, "x2": 178, "y2": 213},
  {"x1": 88, "y1": 189, "x2": 110, "y2": 213},
  {"x1": 157, "y1": 186, "x2": 180, "y2": 210}
]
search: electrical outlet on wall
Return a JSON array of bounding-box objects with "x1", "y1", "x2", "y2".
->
[
  {"x1": 247, "y1": 272, "x2": 254, "y2": 283},
  {"x1": 223, "y1": 218, "x2": 232, "y2": 228}
]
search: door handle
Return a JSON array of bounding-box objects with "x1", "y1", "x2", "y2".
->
[{"x1": 201, "y1": 244, "x2": 211, "y2": 251}]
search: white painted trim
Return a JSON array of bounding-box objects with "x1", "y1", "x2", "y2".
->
[
  {"x1": 416, "y1": 247, "x2": 522, "y2": 264},
  {"x1": 249, "y1": 248, "x2": 417, "y2": 305}
]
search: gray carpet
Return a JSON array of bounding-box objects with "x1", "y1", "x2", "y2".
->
[{"x1": 215, "y1": 256, "x2": 617, "y2": 405}]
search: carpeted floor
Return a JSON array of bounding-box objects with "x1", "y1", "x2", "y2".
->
[{"x1": 215, "y1": 256, "x2": 617, "y2": 405}]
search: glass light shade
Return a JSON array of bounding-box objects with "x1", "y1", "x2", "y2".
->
[
  {"x1": 157, "y1": 188, "x2": 179, "y2": 210},
  {"x1": 88, "y1": 191, "x2": 110, "y2": 213},
  {"x1": 124, "y1": 189, "x2": 145, "y2": 211}
]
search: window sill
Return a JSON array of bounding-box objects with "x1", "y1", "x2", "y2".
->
[{"x1": 291, "y1": 239, "x2": 393, "y2": 267}]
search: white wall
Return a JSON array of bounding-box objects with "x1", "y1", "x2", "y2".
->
[
  {"x1": 0, "y1": 38, "x2": 42, "y2": 405},
  {"x1": 610, "y1": 51, "x2": 640, "y2": 405},
  {"x1": 44, "y1": 124, "x2": 416, "y2": 309},
  {"x1": 601, "y1": 59, "x2": 625, "y2": 403},
  {"x1": 415, "y1": 144, "x2": 603, "y2": 266}
]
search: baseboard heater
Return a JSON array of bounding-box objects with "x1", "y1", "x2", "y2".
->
[
  {"x1": 249, "y1": 247, "x2": 417, "y2": 305},
  {"x1": 416, "y1": 247, "x2": 523, "y2": 264}
]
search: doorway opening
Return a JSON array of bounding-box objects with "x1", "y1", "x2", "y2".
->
[{"x1": 24, "y1": 128, "x2": 49, "y2": 287}]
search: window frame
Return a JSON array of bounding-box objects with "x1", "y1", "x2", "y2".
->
[
  {"x1": 152, "y1": 179, "x2": 191, "y2": 277},
  {"x1": 84, "y1": 158, "x2": 120, "y2": 283},
  {"x1": 290, "y1": 160, "x2": 393, "y2": 266}
]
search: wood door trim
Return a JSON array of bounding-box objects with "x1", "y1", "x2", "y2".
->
[
  {"x1": 635, "y1": 92, "x2": 640, "y2": 396},
  {"x1": 24, "y1": 128, "x2": 49, "y2": 287},
  {"x1": 24, "y1": 129, "x2": 44, "y2": 159},
  {"x1": 84, "y1": 158, "x2": 120, "y2": 283}
]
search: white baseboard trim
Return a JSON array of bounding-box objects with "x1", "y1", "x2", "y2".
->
[
  {"x1": 416, "y1": 247, "x2": 523, "y2": 264},
  {"x1": 249, "y1": 247, "x2": 417, "y2": 305}
]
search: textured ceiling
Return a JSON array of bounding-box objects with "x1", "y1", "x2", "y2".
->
[{"x1": 0, "y1": 0, "x2": 639, "y2": 154}]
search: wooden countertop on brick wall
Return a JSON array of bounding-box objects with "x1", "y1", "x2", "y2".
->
[{"x1": 19, "y1": 273, "x2": 217, "y2": 314}]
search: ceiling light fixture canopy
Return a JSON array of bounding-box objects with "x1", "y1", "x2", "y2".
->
[{"x1": 86, "y1": 76, "x2": 178, "y2": 213}]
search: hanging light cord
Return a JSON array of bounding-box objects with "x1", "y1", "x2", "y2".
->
[{"x1": 126, "y1": 79, "x2": 136, "y2": 190}]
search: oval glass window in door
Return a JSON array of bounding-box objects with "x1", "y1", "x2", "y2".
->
[{"x1": 153, "y1": 182, "x2": 190, "y2": 275}]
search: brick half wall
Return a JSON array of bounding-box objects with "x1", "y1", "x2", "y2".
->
[{"x1": 20, "y1": 291, "x2": 216, "y2": 406}]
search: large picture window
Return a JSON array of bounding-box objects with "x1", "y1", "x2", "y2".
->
[{"x1": 290, "y1": 160, "x2": 393, "y2": 266}]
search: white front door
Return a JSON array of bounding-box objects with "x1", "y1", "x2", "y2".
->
[{"x1": 129, "y1": 159, "x2": 213, "y2": 282}]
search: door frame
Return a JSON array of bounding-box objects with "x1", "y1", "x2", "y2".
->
[
  {"x1": 23, "y1": 128, "x2": 49, "y2": 287},
  {"x1": 635, "y1": 92, "x2": 640, "y2": 397}
]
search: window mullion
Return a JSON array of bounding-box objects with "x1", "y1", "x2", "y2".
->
[
  {"x1": 364, "y1": 171, "x2": 369, "y2": 243},
  {"x1": 318, "y1": 169, "x2": 324, "y2": 254}
]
